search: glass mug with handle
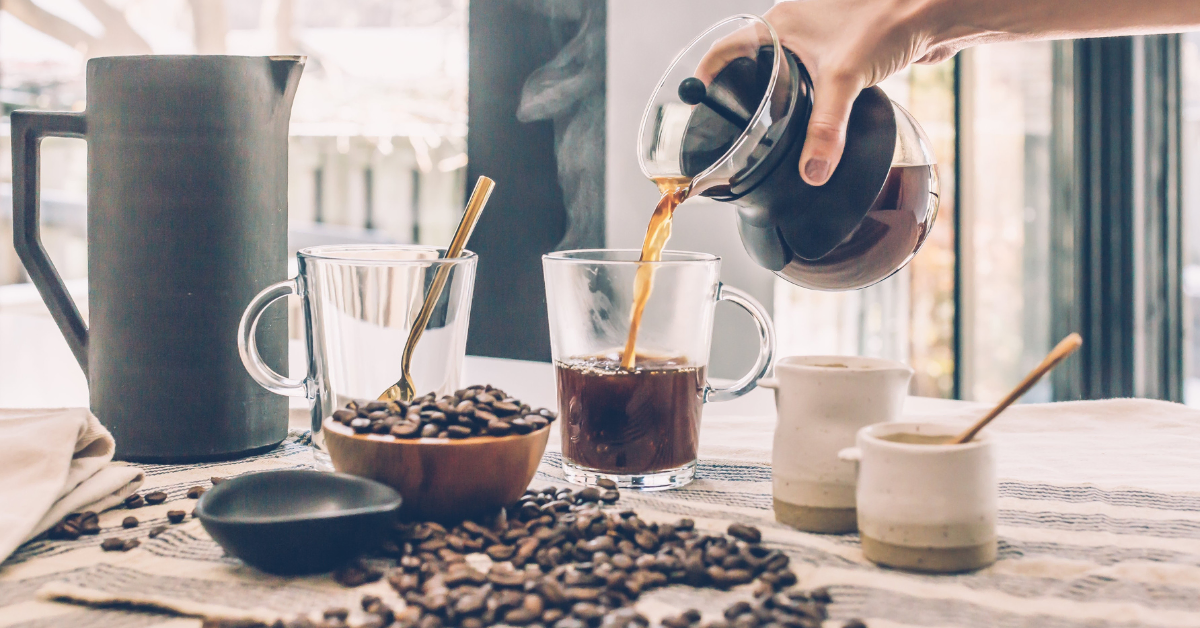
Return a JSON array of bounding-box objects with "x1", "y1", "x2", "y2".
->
[
  {"x1": 543, "y1": 249, "x2": 775, "y2": 490},
  {"x1": 238, "y1": 244, "x2": 477, "y2": 467}
]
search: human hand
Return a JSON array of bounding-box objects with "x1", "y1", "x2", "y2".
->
[{"x1": 698, "y1": 0, "x2": 955, "y2": 186}]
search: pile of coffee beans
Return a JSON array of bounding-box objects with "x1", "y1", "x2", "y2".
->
[
  {"x1": 204, "y1": 485, "x2": 866, "y2": 628},
  {"x1": 331, "y1": 385, "x2": 557, "y2": 439}
]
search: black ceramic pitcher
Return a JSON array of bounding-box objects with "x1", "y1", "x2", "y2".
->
[{"x1": 11, "y1": 55, "x2": 304, "y2": 462}]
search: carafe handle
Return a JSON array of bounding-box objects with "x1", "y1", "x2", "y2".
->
[
  {"x1": 11, "y1": 110, "x2": 89, "y2": 376},
  {"x1": 238, "y1": 278, "x2": 309, "y2": 397},
  {"x1": 704, "y1": 283, "x2": 776, "y2": 402}
]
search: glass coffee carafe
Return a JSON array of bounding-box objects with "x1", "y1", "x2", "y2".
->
[{"x1": 639, "y1": 14, "x2": 939, "y2": 291}]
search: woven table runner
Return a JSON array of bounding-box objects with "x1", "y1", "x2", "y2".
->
[{"x1": 3, "y1": 397, "x2": 1200, "y2": 627}]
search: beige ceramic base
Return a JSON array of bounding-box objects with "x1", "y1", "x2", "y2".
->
[
  {"x1": 861, "y1": 534, "x2": 997, "y2": 573},
  {"x1": 773, "y1": 498, "x2": 857, "y2": 534}
]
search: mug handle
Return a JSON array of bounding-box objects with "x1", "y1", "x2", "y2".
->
[
  {"x1": 704, "y1": 283, "x2": 776, "y2": 402},
  {"x1": 237, "y1": 278, "x2": 308, "y2": 397},
  {"x1": 11, "y1": 110, "x2": 89, "y2": 376}
]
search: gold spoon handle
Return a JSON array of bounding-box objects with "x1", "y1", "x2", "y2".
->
[
  {"x1": 384, "y1": 177, "x2": 494, "y2": 401},
  {"x1": 951, "y1": 332, "x2": 1082, "y2": 444}
]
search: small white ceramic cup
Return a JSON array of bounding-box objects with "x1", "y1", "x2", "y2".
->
[
  {"x1": 839, "y1": 422, "x2": 997, "y2": 573},
  {"x1": 761, "y1": 356, "x2": 913, "y2": 533}
]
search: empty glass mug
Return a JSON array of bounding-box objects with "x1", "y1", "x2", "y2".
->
[
  {"x1": 543, "y1": 250, "x2": 775, "y2": 489},
  {"x1": 238, "y1": 245, "x2": 477, "y2": 466}
]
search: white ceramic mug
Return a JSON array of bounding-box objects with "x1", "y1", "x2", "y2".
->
[
  {"x1": 761, "y1": 355, "x2": 913, "y2": 533},
  {"x1": 839, "y1": 422, "x2": 998, "y2": 573}
]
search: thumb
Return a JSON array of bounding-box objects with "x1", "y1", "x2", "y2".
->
[{"x1": 799, "y1": 71, "x2": 863, "y2": 186}]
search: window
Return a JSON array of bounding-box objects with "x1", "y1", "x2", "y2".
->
[
  {"x1": 774, "y1": 61, "x2": 957, "y2": 399},
  {"x1": 1183, "y1": 32, "x2": 1200, "y2": 404},
  {"x1": 0, "y1": 0, "x2": 468, "y2": 403}
]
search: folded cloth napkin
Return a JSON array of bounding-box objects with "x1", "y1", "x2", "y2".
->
[{"x1": 0, "y1": 407, "x2": 144, "y2": 562}]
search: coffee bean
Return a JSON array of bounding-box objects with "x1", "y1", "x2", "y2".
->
[
  {"x1": 149, "y1": 525, "x2": 169, "y2": 538},
  {"x1": 392, "y1": 422, "x2": 420, "y2": 438},
  {"x1": 595, "y1": 478, "x2": 618, "y2": 490},
  {"x1": 487, "y1": 420, "x2": 512, "y2": 436},
  {"x1": 842, "y1": 620, "x2": 868, "y2": 628},
  {"x1": 571, "y1": 602, "x2": 605, "y2": 621},
  {"x1": 333, "y1": 560, "x2": 382, "y2": 587},
  {"x1": 79, "y1": 513, "x2": 100, "y2": 536},
  {"x1": 124, "y1": 493, "x2": 145, "y2": 509},
  {"x1": 447, "y1": 425, "x2": 472, "y2": 439},
  {"x1": 350, "y1": 417, "x2": 371, "y2": 433},
  {"x1": 122, "y1": 516, "x2": 138, "y2": 529},
  {"x1": 101, "y1": 537, "x2": 138, "y2": 552},
  {"x1": 48, "y1": 520, "x2": 80, "y2": 540},
  {"x1": 167, "y1": 510, "x2": 187, "y2": 524},
  {"x1": 509, "y1": 418, "x2": 534, "y2": 434},
  {"x1": 145, "y1": 491, "x2": 168, "y2": 505},
  {"x1": 420, "y1": 424, "x2": 440, "y2": 438},
  {"x1": 600, "y1": 489, "x2": 620, "y2": 503},
  {"x1": 186, "y1": 486, "x2": 207, "y2": 499},
  {"x1": 487, "y1": 544, "x2": 516, "y2": 561},
  {"x1": 727, "y1": 523, "x2": 761, "y2": 544},
  {"x1": 577, "y1": 487, "x2": 601, "y2": 502},
  {"x1": 492, "y1": 401, "x2": 521, "y2": 416},
  {"x1": 323, "y1": 608, "x2": 349, "y2": 622}
]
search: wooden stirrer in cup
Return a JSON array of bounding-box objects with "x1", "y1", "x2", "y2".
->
[
  {"x1": 951, "y1": 333, "x2": 1083, "y2": 444},
  {"x1": 377, "y1": 176, "x2": 495, "y2": 402}
]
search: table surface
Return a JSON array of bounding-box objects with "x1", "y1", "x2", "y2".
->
[{"x1": 3, "y1": 356, "x2": 1200, "y2": 628}]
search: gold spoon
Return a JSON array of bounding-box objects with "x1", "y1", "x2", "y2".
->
[
  {"x1": 950, "y1": 332, "x2": 1083, "y2": 444},
  {"x1": 378, "y1": 176, "x2": 495, "y2": 402}
]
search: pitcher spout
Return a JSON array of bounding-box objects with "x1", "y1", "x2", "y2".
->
[{"x1": 268, "y1": 55, "x2": 306, "y2": 108}]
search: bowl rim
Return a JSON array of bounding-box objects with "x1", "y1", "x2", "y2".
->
[
  {"x1": 322, "y1": 416, "x2": 552, "y2": 445},
  {"x1": 194, "y1": 469, "x2": 403, "y2": 525}
]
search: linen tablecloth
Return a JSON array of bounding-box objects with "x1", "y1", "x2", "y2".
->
[{"x1": 2, "y1": 357, "x2": 1200, "y2": 628}]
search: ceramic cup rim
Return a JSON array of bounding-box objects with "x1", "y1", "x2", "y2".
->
[
  {"x1": 859, "y1": 421, "x2": 991, "y2": 453},
  {"x1": 297, "y1": 244, "x2": 478, "y2": 266},
  {"x1": 774, "y1": 354, "x2": 914, "y2": 373}
]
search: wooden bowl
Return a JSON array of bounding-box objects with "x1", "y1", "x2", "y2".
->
[{"x1": 323, "y1": 417, "x2": 550, "y2": 522}]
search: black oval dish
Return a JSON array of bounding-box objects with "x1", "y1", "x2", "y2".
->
[{"x1": 195, "y1": 469, "x2": 401, "y2": 574}]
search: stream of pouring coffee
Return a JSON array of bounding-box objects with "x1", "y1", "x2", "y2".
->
[{"x1": 620, "y1": 176, "x2": 692, "y2": 370}]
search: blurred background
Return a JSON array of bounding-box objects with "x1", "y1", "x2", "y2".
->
[{"x1": 0, "y1": 0, "x2": 1196, "y2": 407}]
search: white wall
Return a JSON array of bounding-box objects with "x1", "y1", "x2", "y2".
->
[{"x1": 606, "y1": 0, "x2": 776, "y2": 379}]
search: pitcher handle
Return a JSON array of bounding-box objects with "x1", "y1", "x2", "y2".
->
[
  {"x1": 704, "y1": 283, "x2": 776, "y2": 402},
  {"x1": 238, "y1": 278, "x2": 308, "y2": 397},
  {"x1": 11, "y1": 110, "x2": 89, "y2": 376}
]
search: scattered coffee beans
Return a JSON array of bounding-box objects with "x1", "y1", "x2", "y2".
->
[
  {"x1": 145, "y1": 491, "x2": 168, "y2": 505},
  {"x1": 122, "y1": 516, "x2": 139, "y2": 529},
  {"x1": 168, "y1": 510, "x2": 187, "y2": 524},
  {"x1": 124, "y1": 493, "x2": 145, "y2": 509},
  {"x1": 331, "y1": 385, "x2": 557, "y2": 440},
  {"x1": 101, "y1": 537, "x2": 139, "y2": 552},
  {"x1": 187, "y1": 486, "x2": 207, "y2": 499}
]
